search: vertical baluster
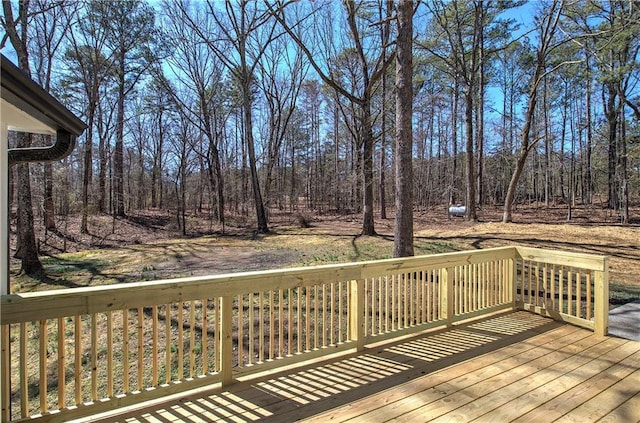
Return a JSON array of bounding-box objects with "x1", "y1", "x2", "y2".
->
[
  {"x1": 237, "y1": 295, "x2": 243, "y2": 366},
  {"x1": 91, "y1": 314, "x2": 97, "y2": 401},
  {"x1": 279, "y1": 289, "x2": 284, "y2": 357},
  {"x1": 472, "y1": 264, "x2": 477, "y2": 311},
  {"x1": 339, "y1": 282, "x2": 343, "y2": 343},
  {"x1": 321, "y1": 284, "x2": 327, "y2": 346},
  {"x1": 576, "y1": 269, "x2": 582, "y2": 319},
  {"x1": 314, "y1": 286, "x2": 319, "y2": 350},
  {"x1": 364, "y1": 279, "x2": 369, "y2": 336},
  {"x1": 1, "y1": 325, "x2": 10, "y2": 421},
  {"x1": 372, "y1": 278, "x2": 377, "y2": 334},
  {"x1": 559, "y1": 267, "x2": 564, "y2": 314},
  {"x1": 568, "y1": 268, "x2": 573, "y2": 316},
  {"x1": 138, "y1": 307, "x2": 145, "y2": 390},
  {"x1": 177, "y1": 303, "x2": 184, "y2": 381},
  {"x1": 330, "y1": 283, "x2": 335, "y2": 346},
  {"x1": 376, "y1": 277, "x2": 380, "y2": 332},
  {"x1": 165, "y1": 304, "x2": 171, "y2": 384},
  {"x1": 201, "y1": 300, "x2": 207, "y2": 375},
  {"x1": 404, "y1": 273, "x2": 409, "y2": 327},
  {"x1": 382, "y1": 277, "x2": 387, "y2": 331},
  {"x1": 453, "y1": 267, "x2": 458, "y2": 315},
  {"x1": 391, "y1": 274, "x2": 396, "y2": 330},
  {"x1": 305, "y1": 288, "x2": 311, "y2": 352},
  {"x1": 74, "y1": 316, "x2": 81, "y2": 405},
  {"x1": 432, "y1": 269, "x2": 437, "y2": 321},
  {"x1": 409, "y1": 272, "x2": 414, "y2": 326},
  {"x1": 249, "y1": 293, "x2": 254, "y2": 365},
  {"x1": 259, "y1": 292, "x2": 265, "y2": 362},
  {"x1": 297, "y1": 287, "x2": 302, "y2": 352},
  {"x1": 57, "y1": 317, "x2": 65, "y2": 409},
  {"x1": 551, "y1": 265, "x2": 556, "y2": 311},
  {"x1": 420, "y1": 272, "x2": 425, "y2": 324},
  {"x1": 152, "y1": 306, "x2": 158, "y2": 385},
  {"x1": 189, "y1": 302, "x2": 195, "y2": 379},
  {"x1": 288, "y1": 289, "x2": 293, "y2": 354},
  {"x1": 107, "y1": 312, "x2": 113, "y2": 397},
  {"x1": 20, "y1": 322, "x2": 28, "y2": 417},
  {"x1": 214, "y1": 299, "x2": 220, "y2": 373},
  {"x1": 123, "y1": 309, "x2": 129, "y2": 393},
  {"x1": 408, "y1": 272, "x2": 413, "y2": 324},
  {"x1": 426, "y1": 271, "x2": 431, "y2": 322},
  {"x1": 533, "y1": 262, "x2": 540, "y2": 306},
  {"x1": 586, "y1": 271, "x2": 592, "y2": 320},
  {"x1": 39, "y1": 320, "x2": 47, "y2": 413},
  {"x1": 270, "y1": 290, "x2": 275, "y2": 359}
]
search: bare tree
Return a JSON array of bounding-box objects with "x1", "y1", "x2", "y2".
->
[
  {"x1": 95, "y1": 0, "x2": 158, "y2": 217},
  {"x1": 163, "y1": 1, "x2": 229, "y2": 229},
  {"x1": 269, "y1": 0, "x2": 395, "y2": 235},
  {"x1": 64, "y1": 3, "x2": 112, "y2": 232},
  {"x1": 1, "y1": 0, "x2": 43, "y2": 274},
  {"x1": 393, "y1": 0, "x2": 414, "y2": 257},
  {"x1": 171, "y1": 0, "x2": 280, "y2": 233},
  {"x1": 503, "y1": 1, "x2": 566, "y2": 223}
]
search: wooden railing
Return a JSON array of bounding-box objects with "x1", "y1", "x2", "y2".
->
[{"x1": 0, "y1": 246, "x2": 608, "y2": 422}]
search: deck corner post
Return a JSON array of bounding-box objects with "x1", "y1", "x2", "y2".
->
[
  {"x1": 441, "y1": 268, "x2": 454, "y2": 328},
  {"x1": 349, "y1": 279, "x2": 365, "y2": 351},
  {"x1": 220, "y1": 296, "x2": 234, "y2": 386},
  {"x1": 509, "y1": 255, "x2": 517, "y2": 311},
  {"x1": 594, "y1": 258, "x2": 609, "y2": 336},
  {"x1": 1, "y1": 325, "x2": 10, "y2": 421}
]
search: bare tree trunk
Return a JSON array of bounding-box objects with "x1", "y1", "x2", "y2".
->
[
  {"x1": 450, "y1": 77, "x2": 459, "y2": 205},
  {"x1": 464, "y1": 85, "x2": 477, "y2": 222},
  {"x1": 503, "y1": 1, "x2": 562, "y2": 223},
  {"x1": 43, "y1": 161, "x2": 55, "y2": 230},
  {"x1": 584, "y1": 51, "x2": 593, "y2": 205},
  {"x1": 3, "y1": 0, "x2": 43, "y2": 274},
  {"x1": 362, "y1": 101, "x2": 375, "y2": 235},
  {"x1": 14, "y1": 135, "x2": 43, "y2": 275},
  {"x1": 114, "y1": 58, "x2": 126, "y2": 217},
  {"x1": 244, "y1": 83, "x2": 268, "y2": 233},
  {"x1": 393, "y1": 0, "x2": 414, "y2": 257}
]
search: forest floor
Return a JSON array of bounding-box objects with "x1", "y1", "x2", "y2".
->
[{"x1": 9, "y1": 202, "x2": 640, "y2": 304}]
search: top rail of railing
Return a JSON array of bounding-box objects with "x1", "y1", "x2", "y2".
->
[{"x1": 1, "y1": 246, "x2": 517, "y2": 324}]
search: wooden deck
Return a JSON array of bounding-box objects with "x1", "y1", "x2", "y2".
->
[{"x1": 87, "y1": 311, "x2": 640, "y2": 423}]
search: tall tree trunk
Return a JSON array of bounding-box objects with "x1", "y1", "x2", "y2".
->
[
  {"x1": 464, "y1": 86, "x2": 477, "y2": 222},
  {"x1": 393, "y1": 0, "x2": 414, "y2": 257},
  {"x1": 114, "y1": 55, "x2": 126, "y2": 217},
  {"x1": 379, "y1": 78, "x2": 387, "y2": 220},
  {"x1": 362, "y1": 100, "x2": 375, "y2": 235},
  {"x1": 450, "y1": 77, "x2": 459, "y2": 205},
  {"x1": 3, "y1": 0, "x2": 43, "y2": 274},
  {"x1": 43, "y1": 160, "x2": 55, "y2": 230},
  {"x1": 81, "y1": 110, "x2": 95, "y2": 233},
  {"x1": 584, "y1": 51, "x2": 593, "y2": 204},
  {"x1": 503, "y1": 1, "x2": 561, "y2": 223},
  {"x1": 243, "y1": 79, "x2": 268, "y2": 233},
  {"x1": 14, "y1": 135, "x2": 43, "y2": 275},
  {"x1": 476, "y1": 4, "x2": 485, "y2": 208},
  {"x1": 604, "y1": 83, "x2": 618, "y2": 209}
]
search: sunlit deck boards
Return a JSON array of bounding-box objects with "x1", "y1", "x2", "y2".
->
[{"x1": 88, "y1": 311, "x2": 640, "y2": 423}]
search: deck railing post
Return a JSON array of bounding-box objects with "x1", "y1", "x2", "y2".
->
[
  {"x1": 220, "y1": 296, "x2": 233, "y2": 386},
  {"x1": 349, "y1": 279, "x2": 365, "y2": 351},
  {"x1": 594, "y1": 257, "x2": 609, "y2": 336},
  {"x1": 1, "y1": 324, "x2": 10, "y2": 422},
  {"x1": 440, "y1": 268, "x2": 454, "y2": 327},
  {"x1": 509, "y1": 252, "x2": 517, "y2": 311}
]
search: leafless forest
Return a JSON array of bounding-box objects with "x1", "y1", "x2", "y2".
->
[{"x1": 2, "y1": 0, "x2": 639, "y2": 273}]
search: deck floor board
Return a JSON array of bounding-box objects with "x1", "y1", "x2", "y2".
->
[{"x1": 85, "y1": 311, "x2": 640, "y2": 423}]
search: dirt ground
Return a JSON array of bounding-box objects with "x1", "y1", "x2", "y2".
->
[{"x1": 9, "y1": 204, "x2": 640, "y2": 302}]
